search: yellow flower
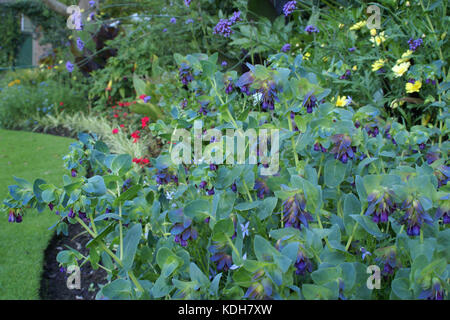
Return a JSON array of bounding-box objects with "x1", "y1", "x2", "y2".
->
[
  {"x1": 54, "y1": 66, "x2": 59, "y2": 69},
  {"x1": 322, "y1": 56, "x2": 329, "y2": 62},
  {"x1": 303, "y1": 52, "x2": 311, "y2": 60},
  {"x1": 371, "y1": 59, "x2": 386, "y2": 72},
  {"x1": 392, "y1": 62, "x2": 410, "y2": 78},
  {"x1": 396, "y1": 50, "x2": 413, "y2": 63},
  {"x1": 352, "y1": 65, "x2": 357, "y2": 71},
  {"x1": 335, "y1": 96, "x2": 347, "y2": 107},
  {"x1": 370, "y1": 28, "x2": 377, "y2": 36},
  {"x1": 8, "y1": 79, "x2": 20, "y2": 87},
  {"x1": 338, "y1": 23, "x2": 344, "y2": 29},
  {"x1": 349, "y1": 20, "x2": 366, "y2": 31},
  {"x1": 405, "y1": 80, "x2": 422, "y2": 93},
  {"x1": 370, "y1": 31, "x2": 386, "y2": 46},
  {"x1": 406, "y1": 1, "x2": 410, "y2": 6}
]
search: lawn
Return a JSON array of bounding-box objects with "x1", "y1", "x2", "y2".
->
[{"x1": 0, "y1": 130, "x2": 74, "y2": 299}]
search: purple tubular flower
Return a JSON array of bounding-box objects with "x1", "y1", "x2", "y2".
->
[
  {"x1": 348, "y1": 47, "x2": 356, "y2": 52},
  {"x1": 209, "y1": 243, "x2": 232, "y2": 272},
  {"x1": 89, "y1": 0, "x2": 95, "y2": 7},
  {"x1": 48, "y1": 203, "x2": 54, "y2": 211},
  {"x1": 162, "y1": 28, "x2": 167, "y2": 32},
  {"x1": 418, "y1": 282, "x2": 445, "y2": 300},
  {"x1": 330, "y1": 134, "x2": 355, "y2": 164},
  {"x1": 254, "y1": 179, "x2": 271, "y2": 199},
  {"x1": 244, "y1": 271, "x2": 273, "y2": 300},
  {"x1": 302, "y1": 91, "x2": 317, "y2": 113},
  {"x1": 68, "y1": 208, "x2": 75, "y2": 219},
  {"x1": 434, "y1": 165, "x2": 449, "y2": 188},
  {"x1": 66, "y1": 61, "x2": 74, "y2": 73},
  {"x1": 221, "y1": 61, "x2": 227, "y2": 67},
  {"x1": 305, "y1": 25, "x2": 319, "y2": 34},
  {"x1": 282, "y1": 194, "x2": 313, "y2": 230},
  {"x1": 179, "y1": 63, "x2": 193, "y2": 86},
  {"x1": 400, "y1": 199, "x2": 433, "y2": 236},
  {"x1": 209, "y1": 163, "x2": 217, "y2": 171},
  {"x1": 283, "y1": 1, "x2": 297, "y2": 17},
  {"x1": 206, "y1": 187, "x2": 215, "y2": 196},
  {"x1": 71, "y1": 169, "x2": 77, "y2": 177},
  {"x1": 76, "y1": 37, "x2": 84, "y2": 51},
  {"x1": 225, "y1": 77, "x2": 233, "y2": 94},
  {"x1": 8, "y1": 211, "x2": 15, "y2": 223},
  {"x1": 294, "y1": 248, "x2": 313, "y2": 275},
  {"x1": 184, "y1": 0, "x2": 192, "y2": 7},
  {"x1": 365, "y1": 191, "x2": 396, "y2": 224},
  {"x1": 186, "y1": 18, "x2": 194, "y2": 24},
  {"x1": 281, "y1": 43, "x2": 291, "y2": 52},
  {"x1": 260, "y1": 81, "x2": 279, "y2": 111},
  {"x1": 170, "y1": 17, "x2": 177, "y2": 24},
  {"x1": 435, "y1": 205, "x2": 449, "y2": 225},
  {"x1": 171, "y1": 215, "x2": 198, "y2": 247}
]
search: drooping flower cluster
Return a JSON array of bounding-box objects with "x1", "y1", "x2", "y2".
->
[
  {"x1": 434, "y1": 165, "x2": 449, "y2": 188},
  {"x1": 400, "y1": 198, "x2": 433, "y2": 236},
  {"x1": 418, "y1": 280, "x2": 446, "y2": 300},
  {"x1": 282, "y1": 1, "x2": 297, "y2": 17},
  {"x1": 302, "y1": 91, "x2": 317, "y2": 113},
  {"x1": 282, "y1": 194, "x2": 313, "y2": 230},
  {"x1": 225, "y1": 77, "x2": 233, "y2": 94},
  {"x1": 330, "y1": 134, "x2": 356, "y2": 164},
  {"x1": 209, "y1": 242, "x2": 233, "y2": 272},
  {"x1": 365, "y1": 190, "x2": 396, "y2": 224},
  {"x1": 155, "y1": 169, "x2": 178, "y2": 185},
  {"x1": 179, "y1": 63, "x2": 193, "y2": 85},
  {"x1": 171, "y1": 211, "x2": 198, "y2": 247},
  {"x1": 259, "y1": 81, "x2": 280, "y2": 111},
  {"x1": 244, "y1": 270, "x2": 273, "y2": 300},
  {"x1": 254, "y1": 178, "x2": 271, "y2": 199},
  {"x1": 375, "y1": 248, "x2": 400, "y2": 276},
  {"x1": 8, "y1": 209, "x2": 22, "y2": 223}
]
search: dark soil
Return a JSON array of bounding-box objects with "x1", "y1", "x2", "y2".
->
[
  {"x1": 39, "y1": 223, "x2": 107, "y2": 300},
  {"x1": 33, "y1": 126, "x2": 77, "y2": 139}
]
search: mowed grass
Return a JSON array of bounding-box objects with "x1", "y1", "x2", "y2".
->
[{"x1": 0, "y1": 130, "x2": 74, "y2": 299}]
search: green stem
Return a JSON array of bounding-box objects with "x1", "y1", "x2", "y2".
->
[{"x1": 243, "y1": 180, "x2": 253, "y2": 202}]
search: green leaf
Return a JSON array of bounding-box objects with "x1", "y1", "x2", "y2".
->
[
  {"x1": 391, "y1": 278, "x2": 412, "y2": 300},
  {"x1": 257, "y1": 197, "x2": 278, "y2": 219},
  {"x1": 324, "y1": 159, "x2": 346, "y2": 188},
  {"x1": 311, "y1": 267, "x2": 342, "y2": 285},
  {"x1": 122, "y1": 224, "x2": 142, "y2": 271},
  {"x1": 114, "y1": 185, "x2": 142, "y2": 206},
  {"x1": 350, "y1": 215, "x2": 387, "y2": 239},
  {"x1": 102, "y1": 279, "x2": 133, "y2": 300},
  {"x1": 83, "y1": 176, "x2": 107, "y2": 196},
  {"x1": 189, "y1": 262, "x2": 210, "y2": 288},
  {"x1": 111, "y1": 154, "x2": 132, "y2": 176},
  {"x1": 212, "y1": 218, "x2": 235, "y2": 242},
  {"x1": 184, "y1": 199, "x2": 211, "y2": 221},
  {"x1": 302, "y1": 284, "x2": 335, "y2": 300}
]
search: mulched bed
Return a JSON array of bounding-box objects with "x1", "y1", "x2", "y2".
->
[
  {"x1": 33, "y1": 126, "x2": 77, "y2": 139},
  {"x1": 39, "y1": 223, "x2": 107, "y2": 300}
]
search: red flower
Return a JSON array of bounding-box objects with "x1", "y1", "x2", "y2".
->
[
  {"x1": 131, "y1": 130, "x2": 141, "y2": 143},
  {"x1": 113, "y1": 114, "x2": 119, "y2": 118},
  {"x1": 141, "y1": 158, "x2": 149, "y2": 164},
  {"x1": 124, "y1": 102, "x2": 131, "y2": 107},
  {"x1": 120, "y1": 124, "x2": 125, "y2": 128},
  {"x1": 132, "y1": 157, "x2": 141, "y2": 164},
  {"x1": 141, "y1": 116, "x2": 150, "y2": 128},
  {"x1": 59, "y1": 102, "x2": 64, "y2": 106},
  {"x1": 112, "y1": 128, "x2": 119, "y2": 134},
  {"x1": 118, "y1": 102, "x2": 124, "y2": 107},
  {"x1": 123, "y1": 112, "x2": 128, "y2": 117}
]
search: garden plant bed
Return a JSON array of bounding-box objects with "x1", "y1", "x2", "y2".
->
[{"x1": 39, "y1": 223, "x2": 107, "y2": 300}]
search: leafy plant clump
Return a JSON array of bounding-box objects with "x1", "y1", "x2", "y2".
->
[{"x1": 2, "y1": 50, "x2": 448, "y2": 299}]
